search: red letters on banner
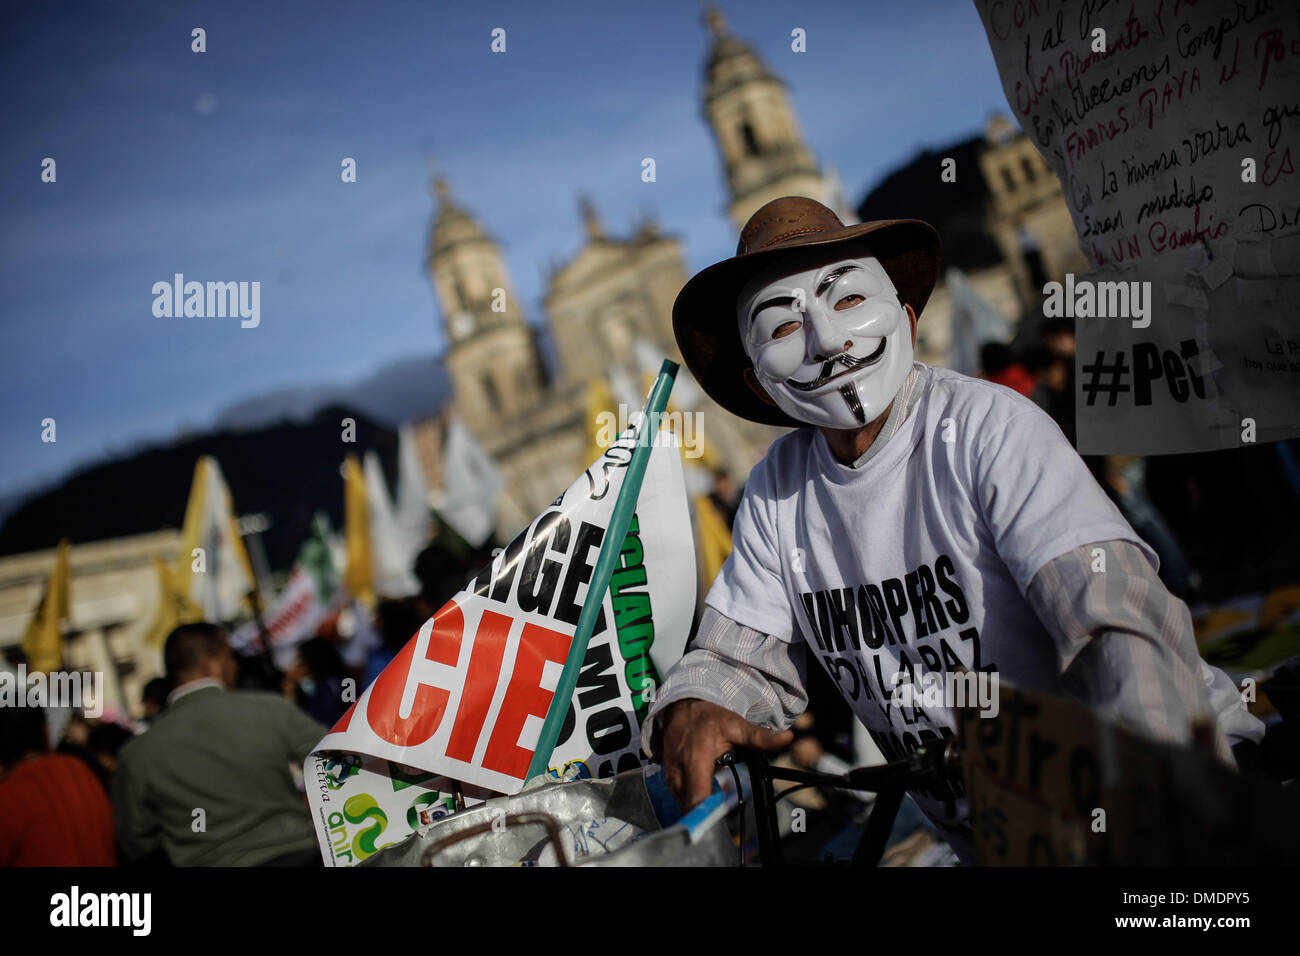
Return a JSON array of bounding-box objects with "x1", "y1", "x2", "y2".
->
[
  {"x1": 481, "y1": 622, "x2": 574, "y2": 779},
  {"x1": 367, "y1": 601, "x2": 465, "y2": 747},
  {"x1": 445, "y1": 609, "x2": 512, "y2": 762},
  {"x1": 357, "y1": 599, "x2": 575, "y2": 781}
]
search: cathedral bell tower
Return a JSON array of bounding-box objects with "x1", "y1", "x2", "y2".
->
[
  {"x1": 701, "y1": 7, "x2": 830, "y2": 231},
  {"x1": 426, "y1": 177, "x2": 545, "y2": 439}
]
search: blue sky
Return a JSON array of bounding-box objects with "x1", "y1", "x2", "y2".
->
[{"x1": 0, "y1": 0, "x2": 1015, "y2": 499}]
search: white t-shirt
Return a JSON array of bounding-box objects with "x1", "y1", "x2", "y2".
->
[{"x1": 706, "y1": 363, "x2": 1152, "y2": 856}]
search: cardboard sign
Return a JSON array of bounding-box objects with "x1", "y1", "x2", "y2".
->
[
  {"x1": 306, "y1": 431, "x2": 696, "y2": 865},
  {"x1": 957, "y1": 681, "x2": 1300, "y2": 865},
  {"x1": 976, "y1": 0, "x2": 1300, "y2": 453}
]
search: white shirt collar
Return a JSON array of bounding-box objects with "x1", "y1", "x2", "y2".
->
[
  {"x1": 166, "y1": 677, "x2": 224, "y2": 705},
  {"x1": 849, "y1": 363, "x2": 925, "y2": 469}
]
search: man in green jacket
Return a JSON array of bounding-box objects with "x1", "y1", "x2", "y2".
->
[{"x1": 112, "y1": 622, "x2": 328, "y2": 866}]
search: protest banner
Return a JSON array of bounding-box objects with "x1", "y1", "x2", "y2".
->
[
  {"x1": 229, "y1": 566, "x2": 331, "y2": 668},
  {"x1": 304, "y1": 754, "x2": 471, "y2": 868},
  {"x1": 957, "y1": 680, "x2": 1300, "y2": 865},
  {"x1": 305, "y1": 416, "x2": 696, "y2": 865},
  {"x1": 976, "y1": 0, "x2": 1300, "y2": 453},
  {"x1": 524, "y1": 359, "x2": 678, "y2": 780},
  {"x1": 229, "y1": 516, "x2": 339, "y2": 666}
]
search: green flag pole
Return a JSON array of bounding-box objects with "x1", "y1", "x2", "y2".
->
[{"x1": 524, "y1": 359, "x2": 679, "y2": 781}]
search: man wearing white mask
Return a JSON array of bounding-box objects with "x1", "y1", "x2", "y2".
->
[{"x1": 647, "y1": 197, "x2": 1262, "y2": 862}]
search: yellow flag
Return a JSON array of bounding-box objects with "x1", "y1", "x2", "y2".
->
[
  {"x1": 693, "y1": 495, "x2": 733, "y2": 587},
  {"x1": 177, "y1": 456, "x2": 256, "y2": 620},
  {"x1": 144, "y1": 557, "x2": 205, "y2": 648},
  {"x1": 583, "y1": 376, "x2": 617, "y2": 470},
  {"x1": 343, "y1": 454, "x2": 375, "y2": 607},
  {"x1": 22, "y1": 539, "x2": 70, "y2": 673}
]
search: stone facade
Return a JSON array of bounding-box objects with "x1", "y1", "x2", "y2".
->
[
  {"x1": 416, "y1": 11, "x2": 865, "y2": 543},
  {"x1": 0, "y1": 531, "x2": 178, "y2": 719},
  {"x1": 979, "y1": 114, "x2": 1090, "y2": 311}
]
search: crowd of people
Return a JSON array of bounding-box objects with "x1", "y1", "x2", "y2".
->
[
  {"x1": 0, "y1": 539, "x2": 485, "y2": 867},
  {"x1": 3, "y1": 313, "x2": 1296, "y2": 868}
]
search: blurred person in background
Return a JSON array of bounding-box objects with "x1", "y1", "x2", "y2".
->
[
  {"x1": 1023, "y1": 342, "x2": 1060, "y2": 407},
  {"x1": 1040, "y1": 317, "x2": 1076, "y2": 362},
  {"x1": 234, "y1": 645, "x2": 283, "y2": 693},
  {"x1": 366, "y1": 598, "x2": 423, "y2": 688},
  {"x1": 0, "y1": 704, "x2": 116, "y2": 866},
  {"x1": 140, "y1": 676, "x2": 169, "y2": 716},
  {"x1": 352, "y1": 541, "x2": 486, "y2": 690},
  {"x1": 55, "y1": 712, "x2": 92, "y2": 752},
  {"x1": 284, "y1": 636, "x2": 350, "y2": 726},
  {"x1": 709, "y1": 469, "x2": 742, "y2": 530},
  {"x1": 353, "y1": 542, "x2": 491, "y2": 692},
  {"x1": 135, "y1": 676, "x2": 170, "y2": 734},
  {"x1": 53, "y1": 710, "x2": 105, "y2": 785},
  {"x1": 86, "y1": 720, "x2": 137, "y2": 793},
  {"x1": 978, "y1": 341, "x2": 1036, "y2": 396},
  {"x1": 413, "y1": 540, "x2": 481, "y2": 619},
  {"x1": 112, "y1": 622, "x2": 327, "y2": 866},
  {"x1": 1024, "y1": 333, "x2": 1076, "y2": 445}
]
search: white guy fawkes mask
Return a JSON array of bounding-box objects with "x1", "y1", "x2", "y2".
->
[{"x1": 738, "y1": 254, "x2": 914, "y2": 429}]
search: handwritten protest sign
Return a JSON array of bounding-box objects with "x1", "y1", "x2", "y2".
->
[
  {"x1": 977, "y1": 0, "x2": 1300, "y2": 453},
  {"x1": 305, "y1": 429, "x2": 696, "y2": 865},
  {"x1": 956, "y1": 681, "x2": 1300, "y2": 865}
]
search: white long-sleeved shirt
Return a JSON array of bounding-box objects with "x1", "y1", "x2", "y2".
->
[{"x1": 644, "y1": 365, "x2": 1262, "y2": 858}]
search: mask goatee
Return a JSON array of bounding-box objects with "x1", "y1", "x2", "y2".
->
[{"x1": 838, "y1": 382, "x2": 866, "y2": 425}]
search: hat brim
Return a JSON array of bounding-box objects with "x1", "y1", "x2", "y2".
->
[{"x1": 672, "y1": 218, "x2": 941, "y2": 428}]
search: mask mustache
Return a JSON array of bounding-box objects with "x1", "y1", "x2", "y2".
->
[{"x1": 785, "y1": 337, "x2": 887, "y2": 391}]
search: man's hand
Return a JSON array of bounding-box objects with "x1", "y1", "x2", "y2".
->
[{"x1": 659, "y1": 698, "x2": 794, "y2": 810}]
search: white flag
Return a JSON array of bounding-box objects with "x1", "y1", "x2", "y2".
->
[
  {"x1": 394, "y1": 423, "x2": 433, "y2": 560},
  {"x1": 364, "y1": 451, "x2": 419, "y2": 599},
  {"x1": 434, "y1": 418, "x2": 503, "y2": 548}
]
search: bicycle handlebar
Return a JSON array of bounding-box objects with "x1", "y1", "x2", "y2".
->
[
  {"x1": 723, "y1": 737, "x2": 961, "y2": 794},
  {"x1": 717, "y1": 739, "x2": 964, "y2": 866}
]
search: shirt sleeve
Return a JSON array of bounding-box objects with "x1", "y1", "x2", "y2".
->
[
  {"x1": 641, "y1": 605, "x2": 808, "y2": 758},
  {"x1": 1025, "y1": 539, "x2": 1260, "y2": 766},
  {"x1": 974, "y1": 405, "x2": 1155, "y2": 592},
  {"x1": 1199, "y1": 658, "x2": 1266, "y2": 746},
  {"x1": 703, "y1": 455, "x2": 797, "y2": 641}
]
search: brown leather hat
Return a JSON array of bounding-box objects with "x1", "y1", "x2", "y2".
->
[{"x1": 672, "y1": 197, "x2": 940, "y2": 428}]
